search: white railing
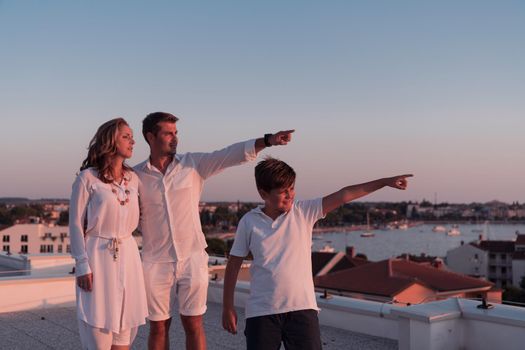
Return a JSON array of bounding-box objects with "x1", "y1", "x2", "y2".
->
[
  {"x1": 0, "y1": 275, "x2": 76, "y2": 313},
  {"x1": 2, "y1": 263, "x2": 525, "y2": 350},
  {"x1": 208, "y1": 279, "x2": 525, "y2": 350}
]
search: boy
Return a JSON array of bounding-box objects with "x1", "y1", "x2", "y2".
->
[{"x1": 222, "y1": 157, "x2": 412, "y2": 350}]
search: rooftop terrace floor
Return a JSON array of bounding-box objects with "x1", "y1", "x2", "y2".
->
[{"x1": 0, "y1": 302, "x2": 398, "y2": 349}]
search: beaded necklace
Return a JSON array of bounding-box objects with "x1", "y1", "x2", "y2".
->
[{"x1": 106, "y1": 173, "x2": 131, "y2": 206}]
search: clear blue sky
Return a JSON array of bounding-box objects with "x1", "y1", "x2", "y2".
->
[{"x1": 0, "y1": 1, "x2": 524, "y2": 203}]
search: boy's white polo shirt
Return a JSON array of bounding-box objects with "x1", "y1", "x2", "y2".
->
[{"x1": 230, "y1": 198, "x2": 325, "y2": 319}]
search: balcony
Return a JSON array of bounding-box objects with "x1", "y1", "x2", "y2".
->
[
  {"x1": 0, "y1": 301, "x2": 398, "y2": 350},
  {"x1": 1, "y1": 256, "x2": 525, "y2": 350}
]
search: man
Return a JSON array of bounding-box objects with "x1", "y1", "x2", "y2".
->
[{"x1": 134, "y1": 112, "x2": 293, "y2": 350}]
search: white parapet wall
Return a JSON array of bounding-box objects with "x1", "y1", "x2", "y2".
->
[
  {"x1": 208, "y1": 279, "x2": 401, "y2": 340},
  {"x1": 392, "y1": 298, "x2": 525, "y2": 350},
  {"x1": 0, "y1": 254, "x2": 76, "y2": 313},
  {"x1": 0, "y1": 252, "x2": 30, "y2": 272},
  {"x1": 0, "y1": 253, "x2": 74, "y2": 276},
  {"x1": 29, "y1": 254, "x2": 75, "y2": 270},
  {"x1": 0, "y1": 275, "x2": 76, "y2": 313},
  {"x1": 316, "y1": 294, "x2": 400, "y2": 340},
  {"x1": 209, "y1": 279, "x2": 525, "y2": 350},
  {"x1": 2, "y1": 261, "x2": 525, "y2": 350}
]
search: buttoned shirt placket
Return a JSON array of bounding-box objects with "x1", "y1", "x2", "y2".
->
[{"x1": 149, "y1": 158, "x2": 181, "y2": 260}]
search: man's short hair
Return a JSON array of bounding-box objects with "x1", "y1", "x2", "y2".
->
[
  {"x1": 255, "y1": 157, "x2": 296, "y2": 193},
  {"x1": 142, "y1": 112, "x2": 179, "y2": 144}
]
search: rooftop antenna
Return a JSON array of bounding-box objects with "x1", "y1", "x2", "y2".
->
[
  {"x1": 477, "y1": 297, "x2": 494, "y2": 310},
  {"x1": 320, "y1": 289, "x2": 332, "y2": 300}
]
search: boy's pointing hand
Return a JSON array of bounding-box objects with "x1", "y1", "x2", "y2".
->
[{"x1": 384, "y1": 174, "x2": 413, "y2": 190}]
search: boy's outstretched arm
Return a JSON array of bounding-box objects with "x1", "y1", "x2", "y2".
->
[
  {"x1": 222, "y1": 255, "x2": 245, "y2": 334},
  {"x1": 322, "y1": 174, "x2": 413, "y2": 216}
]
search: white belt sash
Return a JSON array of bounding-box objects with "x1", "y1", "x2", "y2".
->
[{"x1": 88, "y1": 234, "x2": 133, "y2": 261}]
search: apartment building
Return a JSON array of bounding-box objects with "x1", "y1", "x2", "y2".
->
[
  {"x1": 0, "y1": 223, "x2": 70, "y2": 255},
  {"x1": 447, "y1": 235, "x2": 525, "y2": 289}
]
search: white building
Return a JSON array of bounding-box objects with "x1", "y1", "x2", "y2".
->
[
  {"x1": 513, "y1": 253, "x2": 525, "y2": 287},
  {"x1": 0, "y1": 223, "x2": 70, "y2": 255},
  {"x1": 512, "y1": 235, "x2": 525, "y2": 287},
  {"x1": 447, "y1": 236, "x2": 525, "y2": 289},
  {"x1": 445, "y1": 242, "x2": 488, "y2": 279},
  {"x1": 515, "y1": 234, "x2": 525, "y2": 252}
]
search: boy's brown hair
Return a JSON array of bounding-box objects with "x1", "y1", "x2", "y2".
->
[{"x1": 254, "y1": 157, "x2": 296, "y2": 193}]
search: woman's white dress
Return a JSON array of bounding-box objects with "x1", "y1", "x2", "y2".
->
[{"x1": 69, "y1": 168, "x2": 148, "y2": 333}]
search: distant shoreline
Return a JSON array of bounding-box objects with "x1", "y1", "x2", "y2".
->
[
  {"x1": 205, "y1": 220, "x2": 525, "y2": 239},
  {"x1": 312, "y1": 220, "x2": 525, "y2": 235},
  {"x1": 421, "y1": 220, "x2": 525, "y2": 225}
]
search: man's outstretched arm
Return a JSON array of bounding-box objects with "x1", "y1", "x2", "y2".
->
[{"x1": 195, "y1": 130, "x2": 295, "y2": 180}]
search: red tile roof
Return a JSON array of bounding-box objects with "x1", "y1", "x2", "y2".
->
[
  {"x1": 474, "y1": 240, "x2": 515, "y2": 253},
  {"x1": 515, "y1": 234, "x2": 525, "y2": 246},
  {"x1": 512, "y1": 251, "x2": 525, "y2": 260},
  {"x1": 331, "y1": 255, "x2": 369, "y2": 273},
  {"x1": 312, "y1": 252, "x2": 338, "y2": 276},
  {"x1": 311, "y1": 251, "x2": 369, "y2": 276},
  {"x1": 396, "y1": 253, "x2": 444, "y2": 268},
  {"x1": 314, "y1": 258, "x2": 493, "y2": 297}
]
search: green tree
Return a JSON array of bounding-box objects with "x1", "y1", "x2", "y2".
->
[
  {"x1": 205, "y1": 238, "x2": 228, "y2": 256},
  {"x1": 503, "y1": 286, "x2": 525, "y2": 305},
  {"x1": 0, "y1": 205, "x2": 13, "y2": 226},
  {"x1": 212, "y1": 206, "x2": 236, "y2": 229},
  {"x1": 236, "y1": 203, "x2": 257, "y2": 221},
  {"x1": 57, "y1": 211, "x2": 69, "y2": 226}
]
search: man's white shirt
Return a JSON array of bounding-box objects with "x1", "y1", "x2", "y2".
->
[
  {"x1": 134, "y1": 140, "x2": 257, "y2": 262},
  {"x1": 230, "y1": 198, "x2": 325, "y2": 319}
]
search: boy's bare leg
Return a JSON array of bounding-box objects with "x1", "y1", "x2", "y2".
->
[
  {"x1": 181, "y1": 314, "x2": 206, "y2": 350},
  {"x1": 149, "y1": 318, "x2": 172, "y2": 350}
]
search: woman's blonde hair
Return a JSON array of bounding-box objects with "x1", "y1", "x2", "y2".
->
[{"x1": 80, "y1": 118, "x2": 132, "y2": 182}]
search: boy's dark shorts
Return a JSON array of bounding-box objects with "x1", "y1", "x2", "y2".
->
[{"x1": 244, "y1": 309, "x2": 322, "y2": 350}]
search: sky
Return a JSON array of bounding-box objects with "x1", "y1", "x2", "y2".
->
[{"x1": 0, "y1": 0, "x2": 524, "y2": 203}]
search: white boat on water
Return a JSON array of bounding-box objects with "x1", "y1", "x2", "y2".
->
[
  {"x1": 447, "y1": 226, "x2": 461, "y2": 236},
  {"x1": 432, "y1": 225, "x2": 447, "y2": 233},
  {"x1": 361, "y1": 210, "x2": 375, "y2": 237},
  {"x1": 319, "y1": 244, "x2": 335, "y2": 252}
]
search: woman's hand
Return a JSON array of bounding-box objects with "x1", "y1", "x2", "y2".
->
[{"x1": 76, "y1": 273, "x2": 93, "y2": 292}]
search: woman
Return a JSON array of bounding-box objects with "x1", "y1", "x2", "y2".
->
[{"x1": 69, "y1": 118, "x2": 148, "y2": 349}]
